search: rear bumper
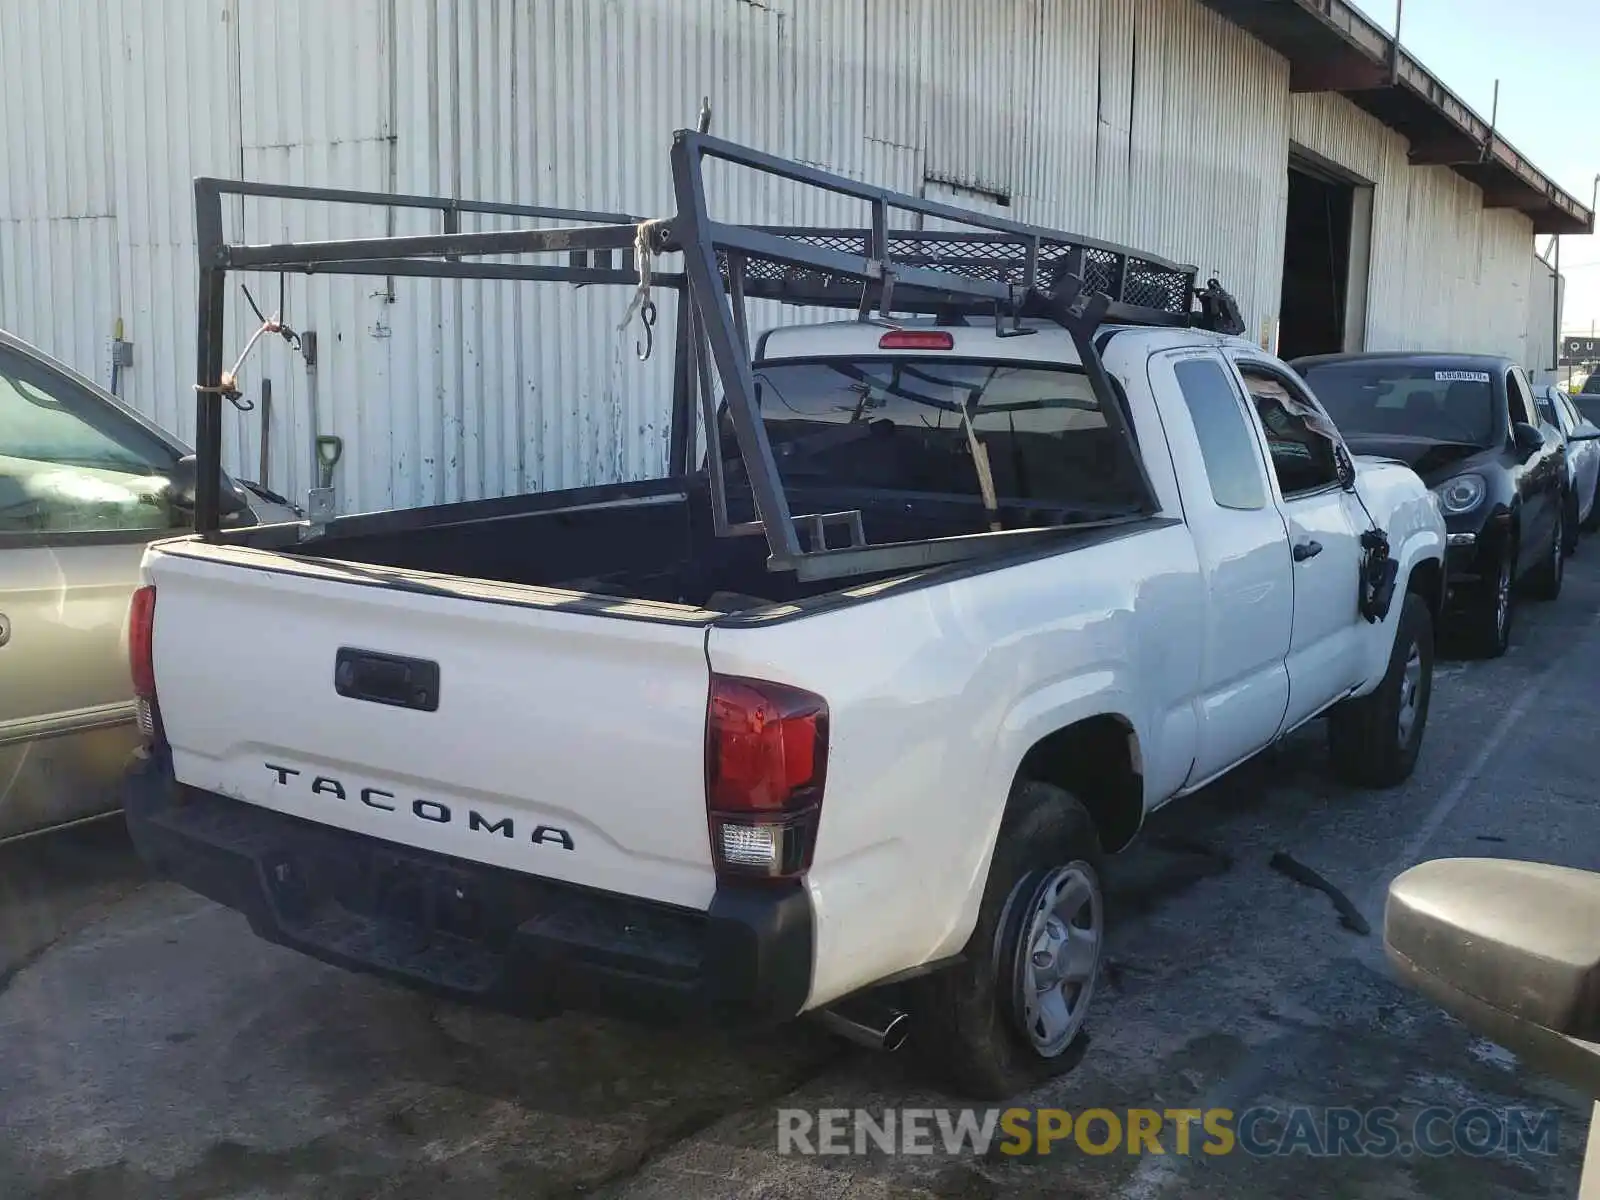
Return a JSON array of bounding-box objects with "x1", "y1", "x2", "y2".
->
[{"x1": 123, "y1": 754, "x2": 813, "y2": 1026}]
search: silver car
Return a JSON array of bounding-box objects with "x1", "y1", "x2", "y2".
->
[
  {"x1": 0, "y1": 329, "x2": 299, "y2": 841},
  {"x1": 1535, "y1": 384, "x2": 1600, "y2": 549}
]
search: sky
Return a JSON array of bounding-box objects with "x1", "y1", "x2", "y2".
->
[{"x1": 1347, "y1": 0, "x2": 1600, "y2": 335}]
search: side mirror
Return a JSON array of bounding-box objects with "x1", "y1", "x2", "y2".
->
[
  {"x1": 168, "y1": 454, "x2": 249, "y2": 522},
  {"x1": 1385, "y1": 858, "x2": 1600, "y2": 1096},
  {"x1": 1512, "y1": 422, "x2": 1546, "y2": 456},
  {"x1": 1570, "y1": 424, "x2": 1600, "y2": 443}
]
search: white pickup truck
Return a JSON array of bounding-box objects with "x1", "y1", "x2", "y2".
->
[{"x1": 123, "y1": 141, "x2": 1445, "y2": 1099}]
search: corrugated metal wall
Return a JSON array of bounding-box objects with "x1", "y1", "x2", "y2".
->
[
  {"x1": 103, "y1": 0, "x2": 237, "y2": 443},
  {"x1": 1526, "y1": 255, "x2": 1560, "y2": 376},
  {"x1": 1290, "y1": 91, "x2": 1536, "y2": 363},
  {"x1": 0, "y1": 0, "x2": 121, "y2": 384},
  {"x1": 0, "y1": 0, "x2": 1537, "y2": 514}
]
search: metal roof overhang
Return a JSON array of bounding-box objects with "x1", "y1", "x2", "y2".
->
[{"x1": 1196, "y1": 0, "x2": 1594, "y2": 235}]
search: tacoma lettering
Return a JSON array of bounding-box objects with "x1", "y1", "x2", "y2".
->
[
  {"x1": 532, "y1": 826, "x2": 576, "y2": 851},
  {"x1": 263, "y1": 763, "x2": 572, "y2": 851},
  {"x1": 361, "y1": 787, "x2": 396, "y2": 812},
  {"x1": 469, "y1": 812, "x2": 513, "y2": 838}
]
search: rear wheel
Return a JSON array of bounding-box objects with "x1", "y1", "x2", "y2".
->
[
  {"x1": 1528, "y1": 509, "x2": 1565, "y2": 601},
  {"x1": 908, "y1": 781, "x2": 1104, "y2": 1100},
  {"x1": 1328, "y1": 591, "x2": 1434, "y2": 788}
]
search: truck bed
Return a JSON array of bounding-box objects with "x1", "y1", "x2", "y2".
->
[
  {"x1": 138, "y1": 477, "x2": 1163, "y2": 920},
  {"x1": 234, "y1": 477, "x2": 1122, "y2": 614}
]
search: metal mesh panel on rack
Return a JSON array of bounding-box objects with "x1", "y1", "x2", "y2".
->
[{"x1": 714, "y1": 228, "x2": 1196, "y2": 318}]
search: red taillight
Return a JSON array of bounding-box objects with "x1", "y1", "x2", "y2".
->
[
  {"x1": 706, "y1": 675, "x2": 829, "y2": 879},
  {"x1": 878, "y1": 329, "x2": 953, "y2": 351},
  {"x1": 129, "y1": 585, "x2": 157, "y2": 698},
  {"x1": 129, "y1": 584, "x2": 162, "y2": 744}
]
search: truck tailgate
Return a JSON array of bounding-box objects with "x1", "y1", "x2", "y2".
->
[{"x1": 144, "y1": 544, "x2": 718, "y2": 910}]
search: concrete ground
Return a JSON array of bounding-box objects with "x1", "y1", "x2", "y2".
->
[{"x1": 5, "y1": 558, "x2": 1600, "y2": 1199}]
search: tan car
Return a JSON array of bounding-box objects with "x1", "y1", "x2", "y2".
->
[{"x1": 0, "y1": 329, "x2": 299, "y2": 841}]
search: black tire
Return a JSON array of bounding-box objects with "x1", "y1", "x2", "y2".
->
[
  {"x1": 907, "y1": 781, "x2": 1104, "y2": 1100},
  {"x1": 1528, "y1": 509, "x2": 1565, "y2": 601},
  {"x1": 1564, "y1": 492, "x2": 1581, "y2": 556},
  {"x1": 1328, "y1": 591, "x2": 1434, "y2": 789},
  {"x1": 1462, "y1": 539, "x2": 1515, "y2": 659},
  {"x1": 1583, "y1": 491, "x2": 1600, "y2": 534}
]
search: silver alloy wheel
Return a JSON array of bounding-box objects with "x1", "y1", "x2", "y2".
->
[
  {"x1": 1494, "y1": 556, "x2": 1511, "y2": 637},
  {"x1": 1397, "y1": 640, "x2": 1423, "y2": 746},
  {"x1": 1008, "y1": 863, "x2": 1103, "y2": 1057}
]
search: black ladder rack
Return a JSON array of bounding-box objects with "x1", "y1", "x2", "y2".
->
[{"x1": 191, "y1": 129, "x2": 1236, "y2": 583}]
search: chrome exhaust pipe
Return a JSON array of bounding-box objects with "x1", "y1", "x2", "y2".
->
[{"x1": 816, "y1": 998, "x2": 909, "y2": 1052}]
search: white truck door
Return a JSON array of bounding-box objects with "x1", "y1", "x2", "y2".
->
[
  {"x1": 1151, "y1": 350, "x2": 1293, "y2": 785},
  {"x1": 1231, "y1": 358, "x2": 1366, "y2": 732}
]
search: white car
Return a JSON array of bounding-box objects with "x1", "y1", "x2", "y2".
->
[{"x1": 1535, "y1": 384, "x2": 1600, "y2": 547}]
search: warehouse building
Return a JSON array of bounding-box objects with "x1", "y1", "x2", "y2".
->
[{"x1": 0, "y1": 0, "x2": 1590, "y2": 515}]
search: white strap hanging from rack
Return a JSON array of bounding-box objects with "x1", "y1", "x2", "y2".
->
[{"x1": 617, "y1": 219, "x2": 670, "y2": 354}]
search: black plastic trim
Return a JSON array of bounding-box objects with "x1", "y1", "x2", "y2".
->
[
  {"x1": 123, "y1": 758, "x2": 814, "y2": 1027},
  {"x1": 334, "y1": 648, "x2": 441, "y2": 712}
]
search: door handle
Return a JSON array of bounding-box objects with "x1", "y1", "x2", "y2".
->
[
  {"x1": 1293, "y1": 540, "x2": 1323, "y2": 563},
  {"x1": 334, "y1": 647, "x2": 440, "y2": 711}
]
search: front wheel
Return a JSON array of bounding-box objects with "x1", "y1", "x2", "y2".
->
[
  {"x1": 1328, "y1": 591, "x2": 1434, "y2": 788},
  {"x1": 1462, "y1": 542, "x2": 1514, "y2": 659},
  {"x1": 1528, "y1": 509, "x2": 1565, "y2": 601},
  {"x1": 908, "y1": 781, "x2": 1104, "y2": 1100}
]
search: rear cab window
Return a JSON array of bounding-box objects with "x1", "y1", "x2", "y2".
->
[
  {"x1": 1170, "y1": 356, "x2": 1268, "y2": 511},
  {"x1": 725, "y1": 355, "x2": 1149, "y2": 521}
]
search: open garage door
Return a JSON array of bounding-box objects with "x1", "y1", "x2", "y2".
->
[{"x1": 1279, "y1": 154, "x2": 1373, "y2": 361}]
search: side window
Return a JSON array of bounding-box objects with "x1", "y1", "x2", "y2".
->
[
  {"x1": 1238, "y1": 364, "x2": 1341, "y2": 497},
  {"x1": 1172, "y1": 357, "x2": 1267, "y2": 510},
  {"x1": 1506, "y1": 369, "x2": 1536, "y2": 427},
  {"x1": 0, "y1": 349, "x2": 182, "y2": 537}
]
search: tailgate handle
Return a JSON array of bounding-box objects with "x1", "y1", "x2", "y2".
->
[{"x1": 335, "y1": 648, "x2": 440, "y2": 712}]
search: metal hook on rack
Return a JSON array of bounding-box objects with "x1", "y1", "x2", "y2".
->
[{"x1": 635, "y1": 297, "x2": 657, "y2": 361}]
